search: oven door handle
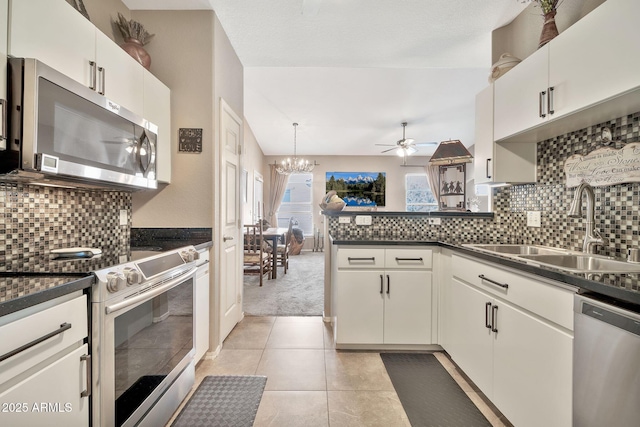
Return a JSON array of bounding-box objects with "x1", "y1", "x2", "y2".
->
[{"x1": 105, "y1": 267, "x2": 197, "y2": 314}]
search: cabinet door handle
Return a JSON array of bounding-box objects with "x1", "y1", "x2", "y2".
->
[
  {"x1": 548, "y1": 86, "x2": 555, "y2": 115},
  {"x1": 380, "y1": 274, "x2": 383, "y2": 294},
  {"x1": 348, "y1": 257, "x2": 375, "y2": 261},
  {"x1": 478, "y1": 274, "x2": 509, "y2": 289},
  {"x1": 486, "y1": 158, "x2": 492, "y2": 179},
  {"x1": 491, "y1": 305, "x2": 499, "y2": 333},
  {"x1": 539, "y1": 90, "x2": 547, "y2": 118},
  {"x1": 80, "y1": 354, "x2": 92, "y2": 398},
  {"x1": 395, "y1": 257, "x2": 423, "y2": 261},
  {"x1": 89, "y1": 61, "x2": 97, "y2": 90},
  {"x1": 386, "y1": 275, "x2": 390, "y2": 294},
  {"x1": 0, "y1": 99, "x2": 6, "y2": 145},
  {"x1": 98, "y1": 67, "x2": 106, "y2": 95},
  {"x1": 485, "y1": 302, "x2": 492, "y2": 329},
  {"x1": 0, "y1": 322, "x2": 72, "y2": 362}
]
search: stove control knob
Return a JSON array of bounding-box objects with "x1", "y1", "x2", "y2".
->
[
  {"x1": 190, "y1": 249, "x2": 200, "y2": 261},
  {"x1": 106, "y1": 272, "x2": 126, "y2": 293},
  {"x1": 181, "y1": 250, "x2": 195, "y2": 262},
  {"x1": 123, "y1": 267, "x2": 142, "y2": 286}
]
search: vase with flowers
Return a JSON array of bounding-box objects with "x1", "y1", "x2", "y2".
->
[
  {"x1": 115, "y1": 13, "x2": 155, "y2": 70},
  {"x1": 525, "y1": 0, "x2": 561, "y2": 48}
]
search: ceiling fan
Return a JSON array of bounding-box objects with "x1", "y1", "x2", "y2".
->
[{"x1": 376, "y1": 122, "x2": 438, "y2": 157}]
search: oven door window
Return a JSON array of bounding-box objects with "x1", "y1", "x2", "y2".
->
[{"x1": 113, "y1": 279, "x2": 193, "y2": 427}]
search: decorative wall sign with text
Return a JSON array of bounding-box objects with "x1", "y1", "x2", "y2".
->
[
  {"x1": 178, "y1": 128, "x2": 203, "y2": 153},
  {"x1": 564, "y1": 142, "x2": 640, "y2": 187}
]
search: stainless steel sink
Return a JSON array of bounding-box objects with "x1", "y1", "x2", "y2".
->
[
  {"x1": 466, "y1": 244, "x2": 570, "y2": 256},
  {"x1": 518, "y1": 254, "x2": 640, "y2": 273},
  {"x1": 464, "y1": 243, "x2": 640, "y2": 273}
]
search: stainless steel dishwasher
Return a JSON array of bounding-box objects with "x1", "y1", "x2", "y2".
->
[{"x1": 574, "y1": 293, "x2": 640, "y2": 427}]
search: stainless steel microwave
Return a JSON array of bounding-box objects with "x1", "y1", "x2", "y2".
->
[{"x1": 0, "y1": 58, "x2": 157, "y2": 190}]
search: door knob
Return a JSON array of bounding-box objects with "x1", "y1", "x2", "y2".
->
[{"x1": 223, "y1": 236, "x2": 234, "y2": 242}]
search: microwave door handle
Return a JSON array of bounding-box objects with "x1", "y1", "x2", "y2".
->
[
  {"x1": 0, "y1": 99, "x2": 6, "y2": 146},
  {"x1": 89, "y1": 61, "x2": 97, "y2": 91},
  {"x1": 98, "y1": 67, "x2": 105, "y2": 95}
]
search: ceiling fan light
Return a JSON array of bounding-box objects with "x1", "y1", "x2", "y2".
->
[
  {"x1": 406, "y1": 146, "x2": 417, "y2": 155},
  {"x1": 396, "y1": 148, "x2": 406, "y2": 157}
]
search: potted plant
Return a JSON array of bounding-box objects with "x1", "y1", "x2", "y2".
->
[{"x1": 115, "y1": 12, "x2": 155, "y2": 70}]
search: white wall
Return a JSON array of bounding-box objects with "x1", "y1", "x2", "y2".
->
[{"x1": 243, "y1": 123, "x2": 267, "y2": 224}]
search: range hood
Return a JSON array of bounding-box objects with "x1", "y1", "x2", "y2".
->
[{"x1": 428, "y1": 140, "x2": 473, "y2": 165}]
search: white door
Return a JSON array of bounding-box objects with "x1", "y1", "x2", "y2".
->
[{"x1": 219, "y1": 100, "x2": 243, "y2": 341}]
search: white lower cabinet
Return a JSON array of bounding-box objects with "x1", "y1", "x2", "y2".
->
[
  {"x1": 195, "y1": 249, "x2": 210, "y2": 362},
  {"x1": 446, "y1": 255, "x2": 574, "y2": 427},
  {"x1": 0, "y1": 292, "x2": 89, "y2": 427},
  {"x1": 333, "y1": 247, "x2": 433, "y2": 347}
]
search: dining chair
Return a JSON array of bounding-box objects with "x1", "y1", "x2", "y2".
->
[
  {"x1": 275, "y1": 218, "x2": 294, "y2": 274},
  {"x1": 243, "y1": 224, "x2": 272, "y2": 286}
]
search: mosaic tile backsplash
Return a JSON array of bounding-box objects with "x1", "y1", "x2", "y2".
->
[
  {"x1": 0, "y1": 183, "x2": 131, "y2": 271},
  {"x1": 330, "y1": 111, "x2": 640, "y2": 260}
]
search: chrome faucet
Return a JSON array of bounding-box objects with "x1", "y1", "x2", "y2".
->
[{"x1": 568, "y1": 182, "x2": 608, "y2": 253}]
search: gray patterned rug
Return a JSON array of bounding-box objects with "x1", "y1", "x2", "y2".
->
[
  {"x1": 243, "y1": 250, "x2": 324, "y2": 316},
  {"x1": 171, "y1": 375, "x2": 267, "y2": 427},
  {"x1": 381, "y1": 353, "x2": 491, "y2": 427}
]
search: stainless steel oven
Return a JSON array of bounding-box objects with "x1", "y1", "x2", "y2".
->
[{"x1": 91, "y1": 247, "x2": 199, "y2": 427}]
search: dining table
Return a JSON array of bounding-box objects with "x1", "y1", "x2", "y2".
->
[{"x1": 262, "y1": 227, "x2": 288, "y2": 279}]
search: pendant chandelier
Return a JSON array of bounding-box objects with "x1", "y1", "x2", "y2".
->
[{"x1": 276, "y1": 123, "x2": 315, "y2": 175}]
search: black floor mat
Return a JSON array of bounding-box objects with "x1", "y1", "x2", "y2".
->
[
  {"x1": 381, "y1": 353, "x2": 491, "y2": 427},
  {"x1": 171, "y1": 375, "x2": 267, "y2": 427}
]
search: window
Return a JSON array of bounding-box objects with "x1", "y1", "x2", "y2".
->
[
  {"x1": 406, "y1": 173, "x2": 438, "y2": 212},
  {"x1": 277, "y1": 173, "x2": 313, "y2": 235}
]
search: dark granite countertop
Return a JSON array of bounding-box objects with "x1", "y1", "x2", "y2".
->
[
  {"x1": 131, "y1": 228, "x2": 213, "y2": 251},
  {"x1": 331, "y1": 238, "x2": 640, "y2": 306},
  {"x1": 1, "y1": 228, "x2": 213, "y2": 318},
  {"x1": 322, "y1": 211, "x2": 493, "y2": 219},
  {"x1": 0, "y1": 274, "x2": 93, "y2": 317}
]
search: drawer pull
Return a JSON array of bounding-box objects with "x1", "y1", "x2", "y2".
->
[
  {"x1": 347, "y1": 257, "x2": 375, "y2": 261},
  {"x1": 80, "y1": 354, "x2": 92, "y2": 397},
  {"x1": 485, "y1": 302, "x2": 492, "y2": 329},
  {"x1": 0, "y1": 322, "x2": 72, "y2": 362},
  {"x1": 478, "y1": 274, "x2": 509, "y2": 289},
  {"x1": 395, "y1": 257, "x2": 423, "y2": 262},
  {"x1": 491, "y1": 305, "x2": 499, "y2": 333}
]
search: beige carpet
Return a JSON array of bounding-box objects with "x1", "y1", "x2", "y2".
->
[{"x1": 243, "y1": 251, "x2": 324, "y2": 316}]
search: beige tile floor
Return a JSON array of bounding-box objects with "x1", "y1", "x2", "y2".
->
[{"x1": 166, "y1": 316, "x2": 512, "y2": 426}]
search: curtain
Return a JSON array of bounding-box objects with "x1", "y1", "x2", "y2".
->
[
  {"x1": 267, "y1": 164, "x2": 290, "y2": 227},
  {"x1": 425, "y1": 164, "x2": 440, "y2": 210}
]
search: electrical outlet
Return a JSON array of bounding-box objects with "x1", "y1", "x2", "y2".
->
[
  {"x1": 338, "y1": 216, "x2": 351, "y2": 224},
  {"x1": 428, "y1": 218, "x2": 441, "y2": 225},
  {"x1": 527, "y1": 211, "x2": 541, "y2": 227},
  {"x1": 355, "y1": 215, "x2": 372, "y2": 226},
  {"x1": 119, "y1": 209, "x2": 128, "y2": 226}
]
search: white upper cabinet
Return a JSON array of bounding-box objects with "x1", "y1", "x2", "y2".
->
[
  {"x1": 494, "y1": 46, "x2": 549, "y2": 142},
  {"x1": 494, "y1": 0, "x2": 640, "y2": 143},
  {"x1": 10, "y1": 0, "x2": 144, "y2": 114},
  {"x1": 0, "y1": 0, "x2": 8, "y2": 148},
  {"x1": 95, "y1": 30, "x2": 144, "y2": 114},
  {"x1": 474, "y1": 85, "x2": 537, "y2": 184},
  {"x1": 548, "y1": 0, "x2": 640, "y2": 118},
  {"x1": 144, "y1": 71, "x2": 172, "y2": 183},
  {"x1": 9, "y1": 0, "x2": 96, "y2": 89}
]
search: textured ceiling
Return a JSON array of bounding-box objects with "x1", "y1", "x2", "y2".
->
[{"x1": 124, "y1": 0, "x2": 528, "y2": 156}]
